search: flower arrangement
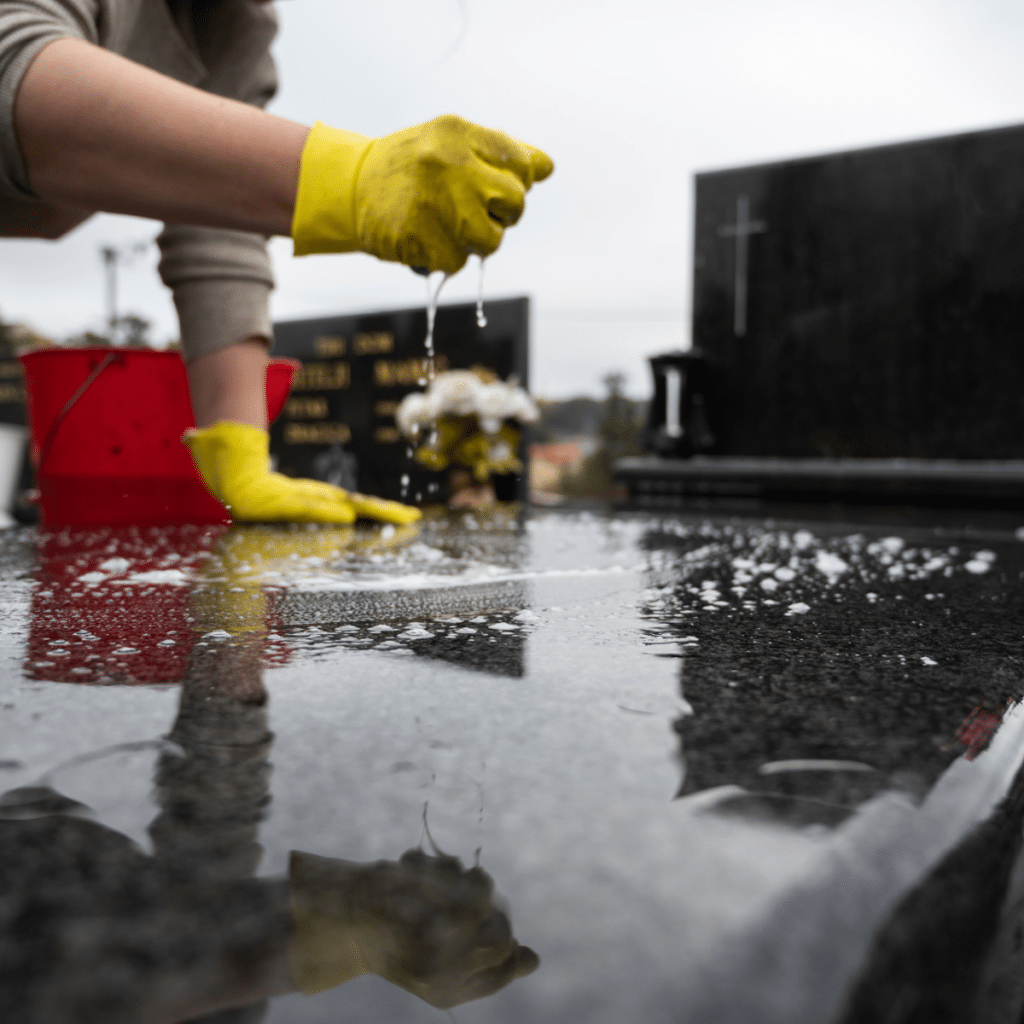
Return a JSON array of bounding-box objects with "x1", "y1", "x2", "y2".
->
[{"x1": 396, "y1": 368, "x2": 539, "y2": 506}]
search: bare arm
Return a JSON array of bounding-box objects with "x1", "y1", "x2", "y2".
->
[{"x1": 13, "y1": 37, "x2": 308, "y2": 236}]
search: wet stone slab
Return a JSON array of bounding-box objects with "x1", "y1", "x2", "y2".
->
[{"x1": 1, "y1": 509, "x2": 1024, "y2": 1023}]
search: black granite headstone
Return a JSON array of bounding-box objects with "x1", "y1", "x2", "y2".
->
[
  {"x1": 693, "y1": 123, "x2": 1024, "y2": 459},
  {"x1": 270, "y1": 298, "x2": 529, "y2": 504},
  {"x1": 0, "y1": 355, "x2": 32, "y2": 515},
  {"x1": 0, "y1": 358, "x2": 25, "y2": 427}
]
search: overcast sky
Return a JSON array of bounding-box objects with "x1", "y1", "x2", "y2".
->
[{"x1": 4, "y1": 0, "x2": 1024, "y2": 397}]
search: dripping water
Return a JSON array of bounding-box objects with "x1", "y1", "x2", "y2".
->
[
  {"x1": 423, "y1": 271, "x2": 449, "y2": 381},
  {"x1": 475, "y1": 255, "x2": 488, "y2": 328}
]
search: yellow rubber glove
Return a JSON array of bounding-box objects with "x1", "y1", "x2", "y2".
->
[
  {"x1": 183, "y1": 421, "x2": 421, "y2": 525},
  {"x1": 292, "y1": 115, "x2": 554, "y2": 274}
]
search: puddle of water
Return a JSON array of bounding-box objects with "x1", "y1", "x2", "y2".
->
[{"x1": 3, "y1": 511, "x2": 1024, "y2": 1022}]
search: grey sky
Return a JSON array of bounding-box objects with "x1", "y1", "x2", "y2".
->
[{"x1": 3, "y1": 0, "x2": 1024, "y2": 397}]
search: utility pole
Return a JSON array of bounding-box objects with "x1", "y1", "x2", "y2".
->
[
  {"x1": 100, "y1": 246, "x2": 118, "y2": 341},
  {"x1": 99, "y1": 241, "x2": 150, "y2": 344}
]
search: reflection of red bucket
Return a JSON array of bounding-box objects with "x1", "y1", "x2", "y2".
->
[
  {"x1": 26, "y1": 525, "x2": 292, "y2": 685},
  {"x1": 20, "y1": 348, "x2": 298, "y2": 527}
]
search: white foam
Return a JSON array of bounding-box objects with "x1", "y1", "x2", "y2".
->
[
  {"x1": 814, "y1": 550, "x2": 850, "y2": 584},
  {"x1": 395, "y1": 369, "x2": 539, "y2": 437},
  {"x1": 280, "y1": 563, "x2": 638, "y2": 594},
  {"x1": 98, "y1": 557, "x2": 131, "y2": 574},
  {"x1": 124, "y1": 569, "x2": 188, "y2": 586}
]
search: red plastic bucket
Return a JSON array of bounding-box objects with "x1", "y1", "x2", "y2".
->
[{"x1": 20, "y1": 347, "x2": 298, "y2": 527}]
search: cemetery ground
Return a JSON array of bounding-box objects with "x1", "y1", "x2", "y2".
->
[{"x1": 2, "y1": 505, "x2": 1024, "y2": 1022}]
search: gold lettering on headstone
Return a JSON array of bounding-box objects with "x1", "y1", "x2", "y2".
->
[
  {"x1": 374, "y1": 426, "x2": 402, "y2": 444},
  {"x1": 291, "y1": 362, "x2": 350, "y2": 391},
  {"x1": 374, "y1": 400, "x2": 399, "y2": 417},
  {"x1": 0, "y1": 383, "x2": 23, "y2": 403},
  {"x1": 284, "y1": 396, "x2": 329, "y2": 420},
  {"x1": 354, "y1": 331, "x2": 394, "y2": 355},
  {"x1": 283, "y1": 422, "x2": 352, "y2": 445},
  {"x1": 0, "y1": 362, "x2": 22, "y2": 379},
  {"x1": 313, "y1": 335, "x2": 346, "y2": 357},
  {"x1": 373, "y1": 355, "x2": 449, "y2": 387}
]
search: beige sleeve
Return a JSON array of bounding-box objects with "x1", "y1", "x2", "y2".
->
[
  {"x1": 0, "y1": 0, "x2": 99, "y2": 200},
  {"x1": 158, "y1": 225, "x2": 275, "y2": 362},
  {"x1": 160, "y1": 0, "x2": 281, "y2": 362}
]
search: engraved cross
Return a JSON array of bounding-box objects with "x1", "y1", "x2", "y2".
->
[{"x1": 718, "y1": 195, "x2": 767, "y2": 337}]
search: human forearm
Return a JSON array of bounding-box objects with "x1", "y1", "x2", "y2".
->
[
  {"x1": 14, "y1": 38, "x2": 307, "y2": 235},
  {"x1": 187, "y1": 339, "x2": 270, "y2": 428}
]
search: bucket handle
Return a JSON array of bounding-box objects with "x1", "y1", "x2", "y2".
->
[{"x1": 36, "y1": 351, "x2": 120, "y2": 472}]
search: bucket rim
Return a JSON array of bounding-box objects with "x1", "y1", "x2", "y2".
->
[
  {"x1": 18, "y1": 346, "x2": 180, "y2": 364},
  {"x1": 19, "y1": 347, "x2": 302, "y2": 370}
]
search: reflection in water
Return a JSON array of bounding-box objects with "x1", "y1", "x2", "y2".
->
[
  {"x1": 0, "y1": 636, "x2": 293, "y2": 1024},
  {"x1": 289, "y1": 847, "x2": 538, "y2": 1010},
  {"x1": 667, "y1": 626, "x2": 1021, "y2": 830},
  {"x1": 945, "y1": 697, "x2": 1015, "y2": 763},
  {"x1": 640, "y1": 521, "x2": 1024, "y2": 831},
  {"x1": 24, "y1": 526, "x2": 216, "y2": 684},
  {"x1": 836, "y1": 757, "x2": 1024, "y2": 1024},
  {"x1": 23, "y1": 524, "x2": 532, "y2": 684},
  {"x1": 2, "y1": 532, "x2": 538, "y2": 1023}
]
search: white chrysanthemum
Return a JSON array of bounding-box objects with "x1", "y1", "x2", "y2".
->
[
  {"x1": 396, "y1": 371, "x2": 539, "y2": 437},
  {"x1": 395, "y1": 392, "x2": 431, "y2": 437}
]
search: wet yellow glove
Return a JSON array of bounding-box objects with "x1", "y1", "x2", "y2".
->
[
  {"x1": 183, "y1": 421, "x2": 421, "y2": 525},
  {"x1": 292, "y1": 115, "x2": 554, "y2": 274}
]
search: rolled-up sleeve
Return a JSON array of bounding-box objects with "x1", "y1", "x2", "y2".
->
[
  {"x1": 161, "y1": 0, "x2": 280, "y2": 362},
  {"x1": 0, "y1": 0, "x2": 98, "y2": 199},
  {"x1": 158, "y1": 225, "x2": 275, "y2": 362}
]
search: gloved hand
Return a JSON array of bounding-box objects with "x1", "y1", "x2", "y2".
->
[
  {"x1": 183, "y1": 421, "x2": 421, "y2": 525},
  {"x1": 292, "y1": 115, "x2": 554, "y2": 274},
  {"x1": 288, "y1": 847, "x2": 539, "y2": 1008}
]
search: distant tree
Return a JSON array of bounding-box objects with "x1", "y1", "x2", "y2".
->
[
  {"x1": 66, "y1": 330, "x2": 112, "y2": 347},
  {"x1": 118, "y1": 314, "x2": 151, "y2": 348},
  {"x1": 561, "y1": 373, "x2": 644, "y2": 497},
  {"x1": 531, "y1": 397, "x2": 603, "y2": 443},
  {"x1": 65, "y1": 314, "x2": 152, "y2": 348},
  {"x1": 597, "y1": 373, "x2": 643, "y2": 465},
  {"x1": 0, "y1": 312, "x2": 14, "y2": 356}
]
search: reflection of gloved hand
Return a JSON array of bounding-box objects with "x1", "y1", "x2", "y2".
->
[
  {"x1": 292, "y1": 116, "x2": 554, "y2": 274},
  {"x1": 289, "y1": 848, "x2": 539, "y2": 1008},
  {"x1": 184, "y1": 422, "x2": 421, "y2": 525},
  {"x1": 189, "y1": 522, "x2": 420, "y2": 638}
]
